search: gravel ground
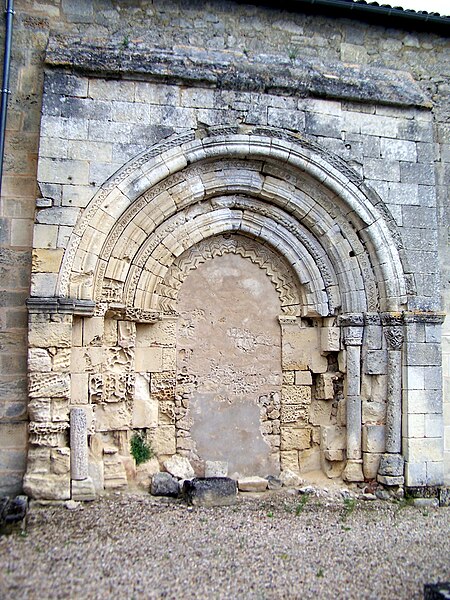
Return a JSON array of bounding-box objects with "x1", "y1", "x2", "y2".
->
[{"x1": 0, "y1": 490, "x2": 449, "y2": 600}]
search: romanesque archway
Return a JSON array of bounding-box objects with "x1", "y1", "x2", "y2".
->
[{"x1": 25, "y1": 127, "x2": 410, "y2": 499}]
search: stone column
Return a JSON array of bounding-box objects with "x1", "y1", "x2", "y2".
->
[
  {"x1": 377, "y1": 313, "x2": 404, "y2": 486},
  {"x1": 340, "y1": 314, "x2": 364, "y2": 482},
  {"x1": 70, "y1": 408, "x2": 88, "y2": 480}
]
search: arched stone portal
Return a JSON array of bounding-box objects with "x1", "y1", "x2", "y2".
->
[{"x1": 25, "y1": 127, "x2": 418, "y2": 500}]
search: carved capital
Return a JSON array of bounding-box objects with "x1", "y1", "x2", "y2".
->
[
  {"x1": 384, "y1": 325, "x2": 404, "y2": 350},
  {"x1": 29, "y1": 421, "x2": 69, "y2": 447}
]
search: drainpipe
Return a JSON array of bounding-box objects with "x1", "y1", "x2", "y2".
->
[{"x1": 0, "y1": 0, "x2": 14, "y2": 196}]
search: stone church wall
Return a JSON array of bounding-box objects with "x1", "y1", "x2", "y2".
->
[{"x1": 0, "y1": 0, "x2": 449, "y2": 496}]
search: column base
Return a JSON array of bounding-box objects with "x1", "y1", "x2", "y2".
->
[
  {"x1": 378, "y1": 453, "x2": 404, "y2": 477},
  {"x1": 343, "y1": 459, "x2": 364, "y2": 482},
  {"x1": 71, "y1": 477, "x2": 96, "y2": 501},
  {"x1": 377, "y1": 474, "x2": 404, "y2": 486}
]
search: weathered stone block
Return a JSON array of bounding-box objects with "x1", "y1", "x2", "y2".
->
[
  {"x1": 320, "y1": 326, "x2": 340, "y2": 352},
  {"x1": 183, "y1": 477, "x2": 238, "y2": 507},
  {"x1": 280, "y1": 450, "x2": 299, "y2": 472},
  {"x1": 280, "y1": 427, "x2": 311, "y2": 451},
  {"x1": 71, "y1": 477, "x2": 96, "y2": 501},
  {"x1": 164, "y1": 455, "x2": 194, "y2": 480},
  {"x1": 28, "y1": 322, "x2": 72, "y2": 348},
  {"x1": 23, "y1": 473, "x2": 70, "y2": 500},
  {"x1": 152, "y1": 425, "x2": 176, "y2": 456},
  {"x1": 132, "y1": 373, "x2": 158, "y2": 428},
  {"x1": 205, "y1": 460, "x2": 228, "y2": 477},
  {"x1": 51, "y1": 447, "x2": 70, "y2": 475},
  {"x1": 151, "y1": 472, "x2": 179, "y2": 497},
  {"x1": 280, "y1": 322, "x2": 327, "y2": 373},
  {"x1": 135, "y1": 347, "x2": 164, "y2": 372},
  {"x1": 364, "y1": 350, "x2": 388, "y2": 375},
  {"x1": 294, "y1": 371, "x2": 312, "y2": 385},
  {"x1": 362, "y1": 425, "x2": 386, "y2": 453},
  {"x1": 28, "y1": 348, "x2": 52, "y2": 372},
  {"x1": 279, "y1": 468, "x2": 303, "y2": 487},
  {"x1": 238, "y1": 476, "x2": 268, "y2": 492},
  {"x1": 32, "y1": 248, "x2": 64, "y2": 273},
  {"x1": 309, "y1": 400, "x2": 333, "y2": 426},
  {"x1": 315, "y1": 373, "x2": 336, "y2": 400},
  {"x1": 378, "y1": 453, "x2": 404, "y2": 477},
  {"x1": 363, "y1": 452, "x2": 381, "y2": 479},
  {"x1": 321, "y1": 426, "x2": 346, "y2": 452},
  {"x1": 95, "y1": 403, "x2": 131, "y2": 432},
  {"x1": 29, "y1": 373, "x2": 70, "y2": 399},
  {"x1": 83, "y1": 317, "x2": 104, "y2": 346}
]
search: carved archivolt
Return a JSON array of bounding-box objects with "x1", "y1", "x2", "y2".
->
[{"x1": 58, "y1": 128, "x2": 407, "y2": 315}]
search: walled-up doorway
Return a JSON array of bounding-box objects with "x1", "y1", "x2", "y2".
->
[{"x1": 176, "y1": 251, "x2": 282, "y2": 477}]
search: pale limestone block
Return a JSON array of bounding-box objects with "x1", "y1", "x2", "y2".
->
[
  {"x1": 70, "y1": 373, "x2": 89, "y2": 404},
  {"x1": 205, "y1": 460, "x2": 228, "y2": 477},
  {"x1": 31, "y1": 272, "x2": 58, "y2": 297},
  {"x1": 309, "y1": 400, "x2": 333, "y2": 426},
  {"x1": 28, "y1": 348, "x2": 52, "y2": 372},
  {"x1": 323, "y1": 448, "x2": 345, "y2": 462},
  {"x1": 280, "y1": 427, "x2": 311, "y2": 451},
  {"x1": 362, "y1": 399, "x2": 386, "y2": 423},
  {"x1": 29, "y1": 322, "x2": 72, "y2": 348},
  {"x1": 315, "y1": 373, "x2": 336, "y2": 400},
  {"x1": 118, "y1": 320, "x2": 136, "y2": 348},
  {"x1": 280, "y1": 404, "x2": 308, "y2": 425},
  {"x1": 364, "y1": 349, "x2": 388, "y2": 375},
  {"x1": 320, "y1": 326, "x2": 340, "y2": 352},
  {"x1": 362, "y1": 425, "x2": 386, "y2": 453},
  {"x1": 337, "y1": 399, "x2": 346, "y2": 427},
  {"x1": 403, "y1": 413, "x2": 425, "y2": 438},
  {"x1": 281, "y1": 322, "x2": 327, "y2": 373},
  {"x1": 363, "y1": 452, "x2": 381, "y2": 480},
  {"x1": 136, "y1": 319, "x2": 177, "y2": 347},
  {"x1": 72, "y1": 318, "x2": 83, "y2": 347},
  {"x1": 32, "y1": 248, "x2": 64, "y2": 273},
  {"x1": 424, "y1": 414, "x2": 443, "y2": 438},
  {"x1": 103, "y1": 318, "x2": 118, "y2": 346},
  {"x1": 135, "y1": 458, "x2": 160, "y2": 489},
  {"x1": 28, "y1": 398, "x2": 51, "y2": 422},
  {"x1": 52, "y1": 399, "x2": 69, "y2": 422},
  {"x1": 95, "y1": 403, "x2": 131, "y2": 431},
  {"x1": 338, "y1": 350, "x2": 346, "y2": 373},
  {"x1": 51, "y1": 447, "x2": 70, "y2": 475},
  {"x1": 294, "y1": 371, "x2": 312, "y2": 385},
  {"x1": 71, "y1": 347, "x2": 103, "y2": 373},
  {"x1": 164, "y1": 455, "x2": 194, "y2": 479},
  {"x1": 280, "y1": 450, "x2": 299, "y2": 472},
  {"x1": 426, "y1": 461, "x2": 443, "y2": 485},
  {"x1": 27, "y1": 447, "x2": 51, "y2": 474},
  {"x1": 70, "y1": 408, "x2": 88, "y2": 480},
  {"x1": 280, "y1": 469, "x2": 303, "y2": 488},
  {"x1": 238, "y1": 477, "x2": 268, "y2": 492},
  {"x1": 23, "y1": 473, "x2": 71, "y2": 500},
  {"x1": 29, "y1": 373, "x2": 70, "y2": 399},
  {"x1": 406, "y1": 437, "x2": 444, "y2": 463},
  {"x1": 283, "y1": 371, "x2": 295, "y2": 385},
  {"x1": 321, "y1": 425, "x2": 346, "y2": 453},
  {"x1": 83, "y1": 317, "x2": 104, "y2": 346},
  {"x1": 88, "y1": 459, "x2": 104, "y2": 493},
  {"x1": 33, "y1": 223, "x2": 59, "y2": 249},
  {"x1": 299, "y1": 448, "x2": 321, "y2": 473},
  {"x1": 132, "y1": 373, "x2": 158, "y2": 428},
  {"x1": 135, "y1": 347, "x2": 164, "y2": 372},
  {"x1": 343, "y1": 459, "x2": 364, "y2": 482},
  {"x1": 162, "y1": 347, "x2": 177, "y2": 371},
  {"x1": 153, "y1": 425, "x2": 176, "y2": 456},
  {"x1": 282, "y1": 385, "x2": 311, "y2": 405},
  {"x1": 405, "y1": 461, "x2": 427, "y2": 486}
]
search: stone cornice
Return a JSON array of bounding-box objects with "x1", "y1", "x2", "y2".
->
[{"x1": 45, "y1": 37, "x2": 432, "y2": 109}]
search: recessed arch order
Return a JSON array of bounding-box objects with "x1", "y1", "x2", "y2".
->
[{"x1": 58, "y1": 127, "x2": 407, "y2": 317}]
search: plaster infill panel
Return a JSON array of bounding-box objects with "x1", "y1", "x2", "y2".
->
[{"x1": 176, "y1": 252, "x2": 282, "y2": 477}]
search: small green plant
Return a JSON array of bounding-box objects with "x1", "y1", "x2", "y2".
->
[
  {"x1": 316, "y1": 568, "x2": 324, "y2": 578},
  {"x1": 130, "y1": 431, "x2": 153, "y2": 465},
  {"x1": 295, "y1": 494, "x2": 309, "y2": 515},
  {"x1": 267, "y1": 510, "x2": 274, "y2": 518},
  {"x1": 122, "y1": 35, "x2": 130, "y2": 49},
  {"x1": 288, "y1": 48, "x2": 298, "y2": 61},
  {"x1": 341, "y1": 497, "x2": 356, "y2": 521}
]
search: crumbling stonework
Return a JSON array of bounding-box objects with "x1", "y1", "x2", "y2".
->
[{"x1": 0, "y1": 0, "x2": 449, "y2": 498}]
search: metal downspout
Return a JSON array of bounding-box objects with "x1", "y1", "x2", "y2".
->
[{"x1": 0, "y1": 0, "x2": 14, "y2": 196}]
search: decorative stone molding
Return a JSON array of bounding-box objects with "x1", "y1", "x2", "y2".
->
[
  {"x1": 29, "y1": 422, "x2": 69, "y2": 447},
  {"x1": 27, "y1": 297, "x2": 96, "y2": 316}
]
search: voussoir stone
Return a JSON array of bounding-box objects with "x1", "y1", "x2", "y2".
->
[
  {"x1": 182, "y1": 477, "x2": 237, "y2": 507},
  {"x1": 164, "y1": 455, "x2": 195, "y2": 480},
  {"x1": 238, "y1": 476, "x2": 268, "y2": 492},
  {"x1": 150, "y1": 472, "x2": 179, "y2": 497}
]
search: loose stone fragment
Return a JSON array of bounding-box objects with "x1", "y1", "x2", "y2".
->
[
  {"x1": 237, "y1": 476, "x2": 268, "y2": 492},
  {"x1": 150, "y1": 472, "x2": 179, "y2": 497},
  {"x1": 163, "y1": 455, "x2": 195, "y2": 480},
  {"x1": 280, "y1": 469, "x2": 304, "y2": 487},
  {"x1": 266, "y1": 475, "x2": 283, "y2": 490},
  {"x1": 182, "y1": 477, "x2": 237, "y2": 507},
  {"x1": 205, "y1": 460, "x2": 228, "y2": 478}
]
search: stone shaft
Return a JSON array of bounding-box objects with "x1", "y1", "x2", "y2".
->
[{"x1": 70, "y1": 408, "x2": 88, "y2": 481}]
